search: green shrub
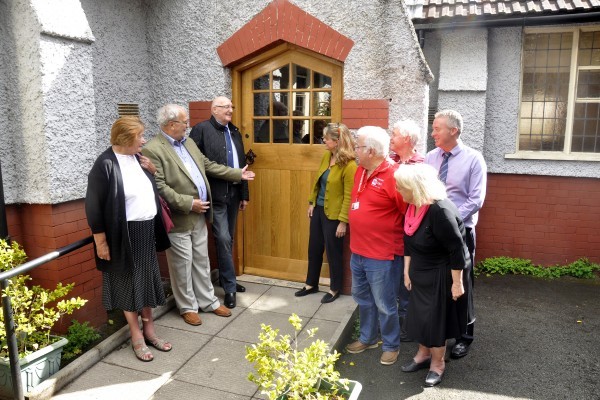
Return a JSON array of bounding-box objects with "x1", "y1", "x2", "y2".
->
[
  {"x1": 476, "y1": 257, "x2": 599, "y2": 279},
  {"x1": 0, "y1": 239, "x2": 88, "y2": 358},
  {"x1": 62, "y1": 320, "x2": 101, "y2": 360}
]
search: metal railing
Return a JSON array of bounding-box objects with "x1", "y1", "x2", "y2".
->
[{"x1": 0, "y1": 236, "x2": 93, "y2": 400}]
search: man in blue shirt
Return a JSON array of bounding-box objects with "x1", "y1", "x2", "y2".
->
[{"x1": 425, "y1": 109, "x2": 487, "y2": 359}]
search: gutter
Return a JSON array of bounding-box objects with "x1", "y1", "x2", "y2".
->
[{"x1": 413, "y1": 11, "x2": 600, "y2": 31}]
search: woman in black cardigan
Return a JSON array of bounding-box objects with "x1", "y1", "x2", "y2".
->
[{"x1": 85, "y1": 116, "x2": 171, "y2": 362}]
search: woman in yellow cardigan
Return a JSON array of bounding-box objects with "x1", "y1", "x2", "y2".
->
[{"x1": 295, "y1": 123, "x2": 357, "y2": 303}]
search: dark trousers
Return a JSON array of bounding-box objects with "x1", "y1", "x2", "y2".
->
[
  {"x1": 461, "y1": 227, "x2": 476, "y2": 344},
  {"x1": 306, "y1": 206, "x2": 344, "y2": 292},
  {"x1": 211, "y1": 188, "x2": 241, "y2": 294}
]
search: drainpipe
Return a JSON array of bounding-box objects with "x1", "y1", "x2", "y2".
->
[{"x1": 0, "y1": 161, "x2": 8, "y2": 240}]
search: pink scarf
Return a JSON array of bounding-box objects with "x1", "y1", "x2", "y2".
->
[{"x1": 404, "y1": 204, "x2": 430, "y2": 236}]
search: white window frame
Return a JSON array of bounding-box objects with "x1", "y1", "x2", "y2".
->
[{"x1": 506, "y1": 26, "x2": 600, "y2": 162}]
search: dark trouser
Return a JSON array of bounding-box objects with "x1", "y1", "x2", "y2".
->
[
  {"x1": 211, "y1": 188, "x2": 241, "y2": 294},
  {"x1": 306, "y1": 205, "x2": 344, "y2": 292},
  {"x1": 461, "y1": 226, "x2": 476, "y2": 344}
]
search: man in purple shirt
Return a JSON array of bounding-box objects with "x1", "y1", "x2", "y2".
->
[{"x1": 425, "y1": 109, "x2": 487, "y2": 359}]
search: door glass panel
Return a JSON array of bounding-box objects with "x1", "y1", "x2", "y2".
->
[
  {"x1": 292, "y1": 64, "x2": 310, "y2": 89},
  {"x1": 272, "y1": 65, "x2": 289, "y2": 89},
  {"x1": 272, "y1": 93, "x2": 290, "y2": 116},
  {"x1": 314, "y1": 71, "x2": 332, "y2": 88},
  {"x1": 254, "y1": 119, "x2": 269, "y2": 143},
  {"x1": 254, "y1": 93, "x2": 270, "y2": 116},
  {"x1": 292, "y1": 117, "x2": 309, "y2": 143},
  {"x1": 312, "y1": 120, "x2": 329, "y2": 144},
  {"x1": 254, "y1": 73, "x2": 270, "y2": 90},
  {"x1": 292, "y1": 92, "x2": 309, "y2": 116},
  {"x1": 273, "y1": 120, "x2": 289, "y2": 143},
  {"x1": 313, "y1": 92, "x2": 331, "y2": 116}
]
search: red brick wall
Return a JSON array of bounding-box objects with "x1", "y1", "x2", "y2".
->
[
  {"x1": 342, "y1": 99, "x2": 390, "y2": 129},
  {"x1": 5, "y1": 200, "x2": 104, "y2": 331},
  {"x1": 477, "y1": 174, "x2": 600, "y2": 266},
  {"x1": 189, "y1": 101, "x2": 212, "y2": 126}
]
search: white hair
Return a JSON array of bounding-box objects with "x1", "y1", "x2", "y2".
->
[
  {"x1": 356, "y1": 126, "x2": 390, "y2": 157},
  {"x1": 157, "y1": 104, "x2": 186, "y2": 127},
  {"x1": 394, "y1": 163, "x2": 447, "y2": 207},
  {"x1": 392, "y1": 119, "x2": 421, "y2": 147}
]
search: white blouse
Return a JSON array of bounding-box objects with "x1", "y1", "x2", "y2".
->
[{"x1": 115, "y1": 154, "x2": 157, "y2": 221}]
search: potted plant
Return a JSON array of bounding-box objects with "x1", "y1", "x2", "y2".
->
[
  {"x1": 246, "y1": 313, "x2": 362, "y2": 399},
  {"x1": 0, "y1": 239, "x2": 87, "y2": 396}
]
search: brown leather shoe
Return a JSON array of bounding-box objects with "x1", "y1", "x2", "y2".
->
[
  {"x1": 213, "y1": 305, "x2": 232, "y2": 317},
  {"x1": 182, "y1": 312, "x2": 202, "y2": 326}
]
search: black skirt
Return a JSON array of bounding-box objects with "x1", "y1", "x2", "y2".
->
[{"x1": 102, "y1": 219, "x2": 166, "y2": 312}]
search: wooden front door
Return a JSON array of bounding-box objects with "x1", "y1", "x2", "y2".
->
[{"x1": 237, "y1": 47, "x2": 342, "y2": 282}]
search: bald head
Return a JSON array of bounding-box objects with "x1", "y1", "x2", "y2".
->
[{"x1": 211, "y1": 96, "x2": 233, "y2": 125}]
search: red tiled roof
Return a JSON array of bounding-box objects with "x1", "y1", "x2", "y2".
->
[{"x1": 412, "y1": 0, "x2": 600, "y2": 20}]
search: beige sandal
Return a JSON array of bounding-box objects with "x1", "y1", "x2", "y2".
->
[
  {"x1": 132, "y1": 338, "x2": 153, "y2": 362},
  {"x1": 144, "y1": 335, "x2": 172, "y2": 352}
]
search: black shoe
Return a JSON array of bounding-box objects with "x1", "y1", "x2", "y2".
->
[
  {"x1": 424, "y1": 370, "x2": 443, "y2": 387},
  {"x1": 401, "y1": 358, "x2": 431, "y2": 372},
  {"x1": 224, "y1": 292, "x2": 236, "y2": 309},
  {"x1": 294, "y1": 286, "x2": 319, "y2": 297},
  {"x1": 236, "y1": 283, "x2": 246, "y2": 293},
  {"x1": 321, "y1": 292, "x2": 339, "y2": 303},
  {"x1": 451, "y1": 342, "x2": 470, "y2": 359}
]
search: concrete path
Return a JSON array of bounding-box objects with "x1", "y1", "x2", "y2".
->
[{"x1": 46, "y1": 276, "x2": 356, "y2": 400}]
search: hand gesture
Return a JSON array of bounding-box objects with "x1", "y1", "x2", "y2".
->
[{"x1": 241, "y1": 165, "x2": 255, "y2": 181}]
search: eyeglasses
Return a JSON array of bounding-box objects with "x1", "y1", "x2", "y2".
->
[
  {"x1": 327, "y1": 122, "x2": 339, "y2": 128},
  {"x1": 172, "y1": 120, "x2": 189, "y2": 125},
  {"x1": 215, "y1": 105, "x2": 235, "y2": 110},
  {"x1": 354, "y1": 145, "x2": 367, "y2": 151}
]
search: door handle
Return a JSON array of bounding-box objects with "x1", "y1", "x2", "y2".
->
[{"x1": 245, "y1": 149, "x2": 257, "y2": 165}]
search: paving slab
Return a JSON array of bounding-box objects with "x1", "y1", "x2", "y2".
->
[
  {"x1": 312, "y1": 293, "x2": 356, "y2": 322},
  {"x1": 150, "y1": 378, "x2": 250, "y2": 400},
  {"x1": 213, "y1": 281, "x2": 271, "y2": 308},
  {"x1": 249, "y1": 285, "x2": 322, "y2": 317},
  {"x1": 52, "y1": 362, "x2": 169, "y2": 400},
  {"x1": 173, "y1": 336, "x2": 259, "y2": 397},
  {"x1": 155, "y1": 308, "x2": 239, "y2": 336},
  {"x1": 102, "y1": 326, "x2": 211, "y2": 376},
  {"x1": 298, "y1": 318, "x2": 342, "y2": 351},
  {"x1": 217, "y1": 308, "x2": 297, "y2": 343}
]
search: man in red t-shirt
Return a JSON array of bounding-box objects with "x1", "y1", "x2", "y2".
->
[{"x1": 345, "y1": 126, "x2": 407, "y2": 367}]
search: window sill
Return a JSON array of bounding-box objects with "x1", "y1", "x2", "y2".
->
[{"x1": 505, "y1": 152, "x2": 600, "y2": 162}]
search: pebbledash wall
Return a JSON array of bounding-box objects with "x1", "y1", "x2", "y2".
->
[
  {"x1": 421, "y1": 26, "x2": 600, "y2": 266},
  {"x1": 0, "y1": 0, "x2": 431, "y2": 326}
]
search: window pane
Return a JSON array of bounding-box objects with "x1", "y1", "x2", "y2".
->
[
  {"x1": 312, "y1": 120, "x2": 329, "y2": 144},
  {"x1": 572, "y1": 103, "x2": 600, "y2": 153},
  {"x1": 272, "y1": 65, "x2": 289, "y2": 90},
  {"x1": 254, "y1": 93, "x2": 270, "y2": 116},
  {"x1": 292, "y1": 64, "x2": 309, "y2": 89},
  {"x1": 253, "y1": 73, "x2": 269, "y2": 90},
  {"x1": 292, "y1": 118, "x2": 309, "y2": 144},
  {"x1": 292, "y1": 92, "x2": 310, "y2": 116},
  {"x1": 577, "y1": 70, "x2": 600, "y2": 99},
  {"x1": 518, "y1": 32, "x2": 571, "y2": 152},
  {"x1": 272, "y1": 93, "x2": 290, "y2": 116},
  {"x1": 313, "y1": 92, "x2": 331, "y2": 116},
  {"x1": 273, "y1": 120, "x2": 289, "y2": 143},
  {"x1": 254, "y1": 119, "x2": 269, "y2": 143},
  {"x1": 314, "y1": 71, "x2": 332, "y2": 88}
]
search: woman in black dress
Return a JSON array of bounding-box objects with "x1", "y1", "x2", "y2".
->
[
  {"x1": 86, "y1": 116, "x2": 171, "y2": 362},
  {"x1": 394, "y1": 164, "x2": 471, "y2": 387}
]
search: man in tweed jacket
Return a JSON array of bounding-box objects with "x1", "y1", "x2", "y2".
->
[{"x1": 142, "y1": 104, "x2": 255, "y2": 326}]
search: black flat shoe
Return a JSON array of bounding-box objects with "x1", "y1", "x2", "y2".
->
[
  {"x1": 236, "y1": 283, "x2": 246, "y2": 293},
  {"x1": 224, "y1": 292, "x2": 236, "y2": 309},
  {"x1": 424, "y1": 370, "x2": 443, "y2": 387},
  {"x1": 321, "y1": 292, "x2": 339, "y2": 303},
  {"x1": 295, "y1": 286, "x2": 319, "y2": 297},
  {"x1": 451, "y1": 342, "x2": 470, "y2": 359},
  {"x1": 401, "y1": 358, "x2": 431, "y2": 372}
]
